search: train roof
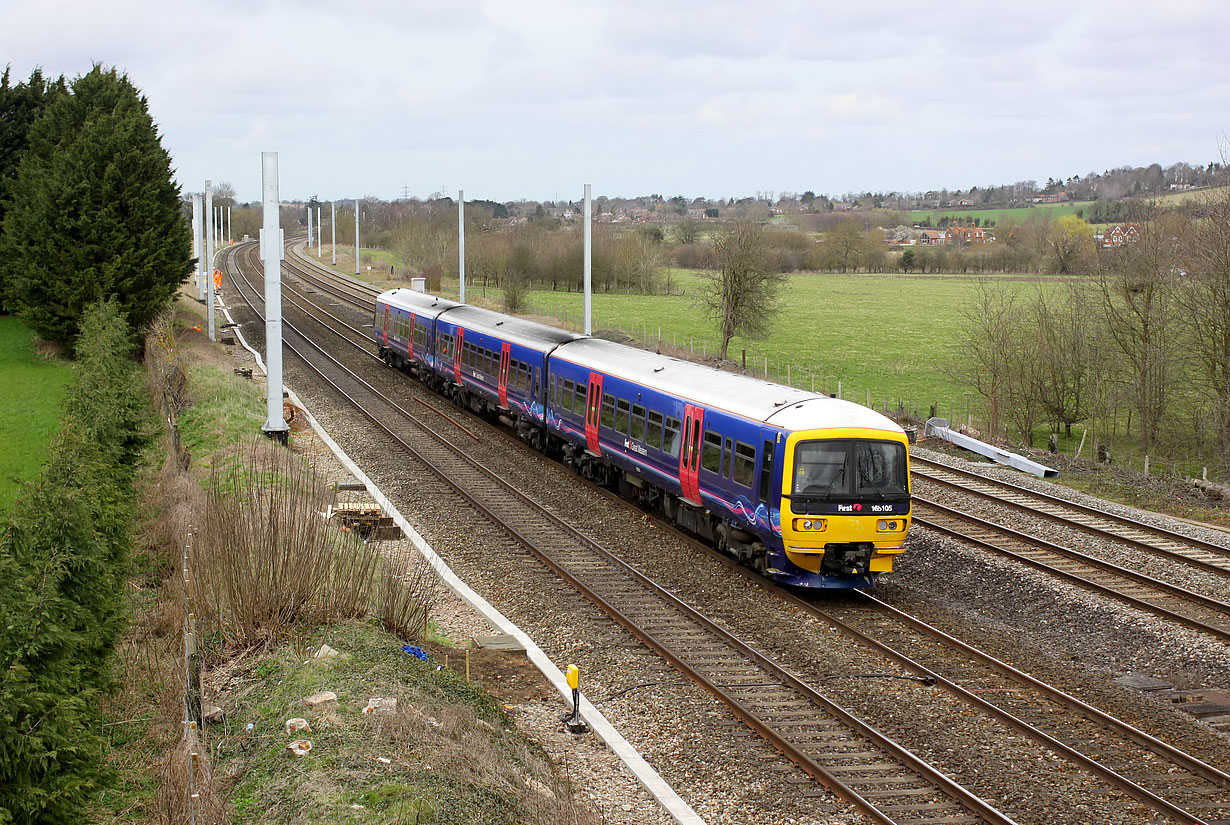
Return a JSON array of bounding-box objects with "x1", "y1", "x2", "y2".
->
[
  {"x1": 378, "y1": 288, "x2": 462, "y2": 320},
  {"x1": 553, "y1": 337, "x2": 903, "y2": 434},
  {"x1": 435, "y1": 304, "x2": 583, "y2": 351}
]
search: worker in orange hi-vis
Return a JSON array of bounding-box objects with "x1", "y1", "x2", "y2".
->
[{"x1": 213, "y1": 269, "x2": 222, "y2": 290}]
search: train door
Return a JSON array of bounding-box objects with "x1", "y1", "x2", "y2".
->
[
  {"x1": 584, "y1": 372, "x2": 603, "y2": 455},
  {"x1": 408, "y1": 313, "x2": 416, "y2": 360},
  {"x1": 453, "y1": 327, "x2": 465, "y2": 385},
  {"x1": 498, "y1": 343, "x2": 511, "y2": 408},
  {"x1": 679, "y1": 404, "x2": 704, "y2": 504},
  {"x1": 382, "y1": 305, "x2": 389, "y2": 347}
]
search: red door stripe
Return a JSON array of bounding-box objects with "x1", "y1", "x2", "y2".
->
[
  {"x1": 498, "y1": 342, "x2": 511, "y2": 408},
  {"x1": 585, "y1": 372, "x2": 602, "y2": 455}
]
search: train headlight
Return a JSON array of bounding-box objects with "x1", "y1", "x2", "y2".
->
[
  {"x1": 792, "y1": 518, "x2": 826, "y2": 532},
  {"x1": 877, "y1": 520, "x2": 887, "y2": 531},
  {"x1": 876, "y1": 520, "x2": 900, "y2": 532}
]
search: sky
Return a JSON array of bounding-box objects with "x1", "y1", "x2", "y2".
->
[{"x1": 3, "y1": 0, "x2": 1228, "y2": 204}]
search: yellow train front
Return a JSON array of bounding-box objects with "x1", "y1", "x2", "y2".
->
[{"x1": 763, "y1": 411, "x2": 912, "y2": 588}]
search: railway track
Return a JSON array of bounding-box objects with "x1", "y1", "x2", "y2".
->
[
  {"x1": 912, "y1": 455, "x2": 1230, "y2": 578},
  {"x1": 221, "y1": 242, "x2": 1018, "y2": 825},
  {"x1": 912, "y1": 497, "x2": 1230, "y2": 643},
  {"x1": 230, "y1": 241, "x2": 1230, "y2": 824}
]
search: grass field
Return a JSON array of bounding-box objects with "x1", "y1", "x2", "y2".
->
[
  {"x1": 0, "y1": 317, "x2": 72, "y2": 512},
  {"x1": 502, "y1": 270, "x2": 1056, "y2": 423},
  {"x1": 906, "y1": 201, "x2": 1096, "y2": 226},
  {"x1": 1149, "y1": 185, "x2": 1230, "y2": 206}
]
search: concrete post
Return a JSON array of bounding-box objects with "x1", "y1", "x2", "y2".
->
[
  {"x1": 584, "y1": 183, "x2": 592, "y2": 335},
  {"x1": 306, "y1": 205, "x2": 313, "y2": 249},
  {"x1": 331, "y1": 201, "x2": 336, "y2": 265},
  {"x1": 458, "y1": 189, "x2": 465, "y2": 303},
  {"x1": 260, "y1": 152, "x2": 289, "y2": 443},
  {"x1": 205, "y1": 180, "x2": 215, "y2": 342},
  {"x1": 354, "y1": 199, "x2": 360, "y2": 275}
]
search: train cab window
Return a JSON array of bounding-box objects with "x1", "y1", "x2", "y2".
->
[
  {"x1": 701, "y1": 430, "x2": 722, "y2": 473},
  {"x1": 733, "y1": 442, "x2": 755, "y2": 488},
  {"x1": 724, "y1": 437, "x2": 733, "y2": 478},
  {"x1": 663, "y1": 416, "x2": 681, "y2": 457},
  {"x1": 646, "y1": 410, "x2": 663, "y2": 450},
  {"x1": 630, "y1": 404, "x2": 646, "y2": 441},
  {"x1": 601, "y1": 393, "x2": 615, "y2": 428},
  {"x1": 758, "y1": 439, "x2": 775, "y2": 503},
  {"x1": 615, "y1": 399, "x2": 630, "y2": 434}
]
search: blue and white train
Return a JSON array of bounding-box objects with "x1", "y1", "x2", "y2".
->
[{"x1": 374, "y1": 288, "x2": 912, "y2": 588}]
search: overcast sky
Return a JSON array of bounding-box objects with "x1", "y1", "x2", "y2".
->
[{"x1": 3, "y1": 0, "x2": 1228, "y2": 204}]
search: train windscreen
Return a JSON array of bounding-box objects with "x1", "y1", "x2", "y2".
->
[{"x1": 791, "y1": 440, "x2": 908, "y2": 500}]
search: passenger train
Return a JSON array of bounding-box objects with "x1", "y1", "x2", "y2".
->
[{"x1": 374, "y1": 287, "x2": 912, "y2": 589}]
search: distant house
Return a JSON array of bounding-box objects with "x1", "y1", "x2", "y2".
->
[
  {"x1": 918, "y1": 229, "x2": 949, "y2": 245},
  {"x1": 1095, "y1": 223, "x2": 1143, "y2": 248},
  {"x1": 1032, "y1": 193, "x2": 1070, "y2": 203},
  {"x1": 947, "y1": 225, "x2": 989, "y2": 243}
]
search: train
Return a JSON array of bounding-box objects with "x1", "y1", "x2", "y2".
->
[{"x1": 373, "y1": 287, "x2": 912, "y2": 588}]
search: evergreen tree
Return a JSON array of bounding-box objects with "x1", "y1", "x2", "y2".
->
[
  {"x1": 0, "y1": 302, "x2": 144, "y2": 823},
  {"x1": 0, "y1": 67, "x2": 66, "y2": 310},
  {"x1": 0, "y1": 65, "x2": 191, "y2": 348}
]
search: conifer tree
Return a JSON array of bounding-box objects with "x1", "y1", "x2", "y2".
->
[
  {"x1": 0, "y1": 65, "x2": 191, "y2": 348},
  {"x1": 0, "y1": 66, "x2": 66, "y2": 311}
]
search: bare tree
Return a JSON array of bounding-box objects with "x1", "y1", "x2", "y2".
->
[
  {"x1": 1095, "y1": 206, "x2": 1183, "y2": 453},
  {"x1": 949, "y1": 281, "x2": 1023, "y2": 441},
  {"x1": 675, "y1": 218, "x2": 704, "y2": 245},
  {"x1": 1029, "y1": 283, "x2": 1097, "y2": 437},
  {"x1": 1176, "y1": 186, "x2": 1230, "y2": 471},
  {"x1": 696, "y1": 221, "x2": 786, "y2": 361}
]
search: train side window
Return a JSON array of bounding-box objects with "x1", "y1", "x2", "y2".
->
[
  {"x1": 614, "y1": 398, "x2": 630, "y2": 434},
  {"x1": 601, "y1": 393, "x2": 615, "y2": 428},
  {"x1": 519, "y1": 364, "x2": 530, "y2": 391},
  {"x1": 663, "y1": 416, "x2": 681, "y2": 456},
  {"x1": 758, "y1": 439, "x2": 775, "y2": 503},
  {"x1": 701, "y1": 430, "x2": 722, "y2": 473},
  {"x1": 562, "y1": 379, "x2": 575, "y2": 412},
  {"x1": 724, "y1": 437, "x2": 733, "y2": 478},
  {"x1": 575, "y1": 384, "x2": 587, "y2": 416},
  {"x1": 646, "y1": 410, "x2": 663, "y2": 450},
  {"x1": 630, "y1": 404, "x2": 646, "y2": 441},
  {"x1": 733, "y1": 442, "x2": 755, "y2": 488}
]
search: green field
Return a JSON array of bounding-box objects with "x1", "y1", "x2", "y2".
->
[
  {"x1": 0, "y1": 317, "x2": 73, "y2": 511},
  {"x1": 906, "y1": 201, "x2": 1096, "y2": 226},
  {"x1": 488, "y1": 270, "x2": 1055, "y2": 423}
]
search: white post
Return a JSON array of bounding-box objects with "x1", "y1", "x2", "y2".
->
[
  {"x1": 226, "y1": 206, "x2": 231, "y2": 245},
  {"x1": 583, "y1": 183, "x2": 592, "y2": 335},
  {"x1": 192, "y1": 194, "x2": 204, "y2": 301},
  {"x1": 306, "y1": 206, "x2": 313, "y2": 249},
  {"x1": 458, "y1": 189, "x2": 466, "y2": 303},
  {"x1": 354, "y1": 199, "x2": 360, "y2": 275},
  {"x1": 331, "y1": 201, "x2": 336, "y2": 265},
  {"x1": 205, "y1": 180, "x2": 215, "y2": 342},
  {"x1": 260, "y1": 152, "x2": 289, "y2": 443},
  {"x1": 317, "y1": 207, "x2": 322, "y2": 256}
]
